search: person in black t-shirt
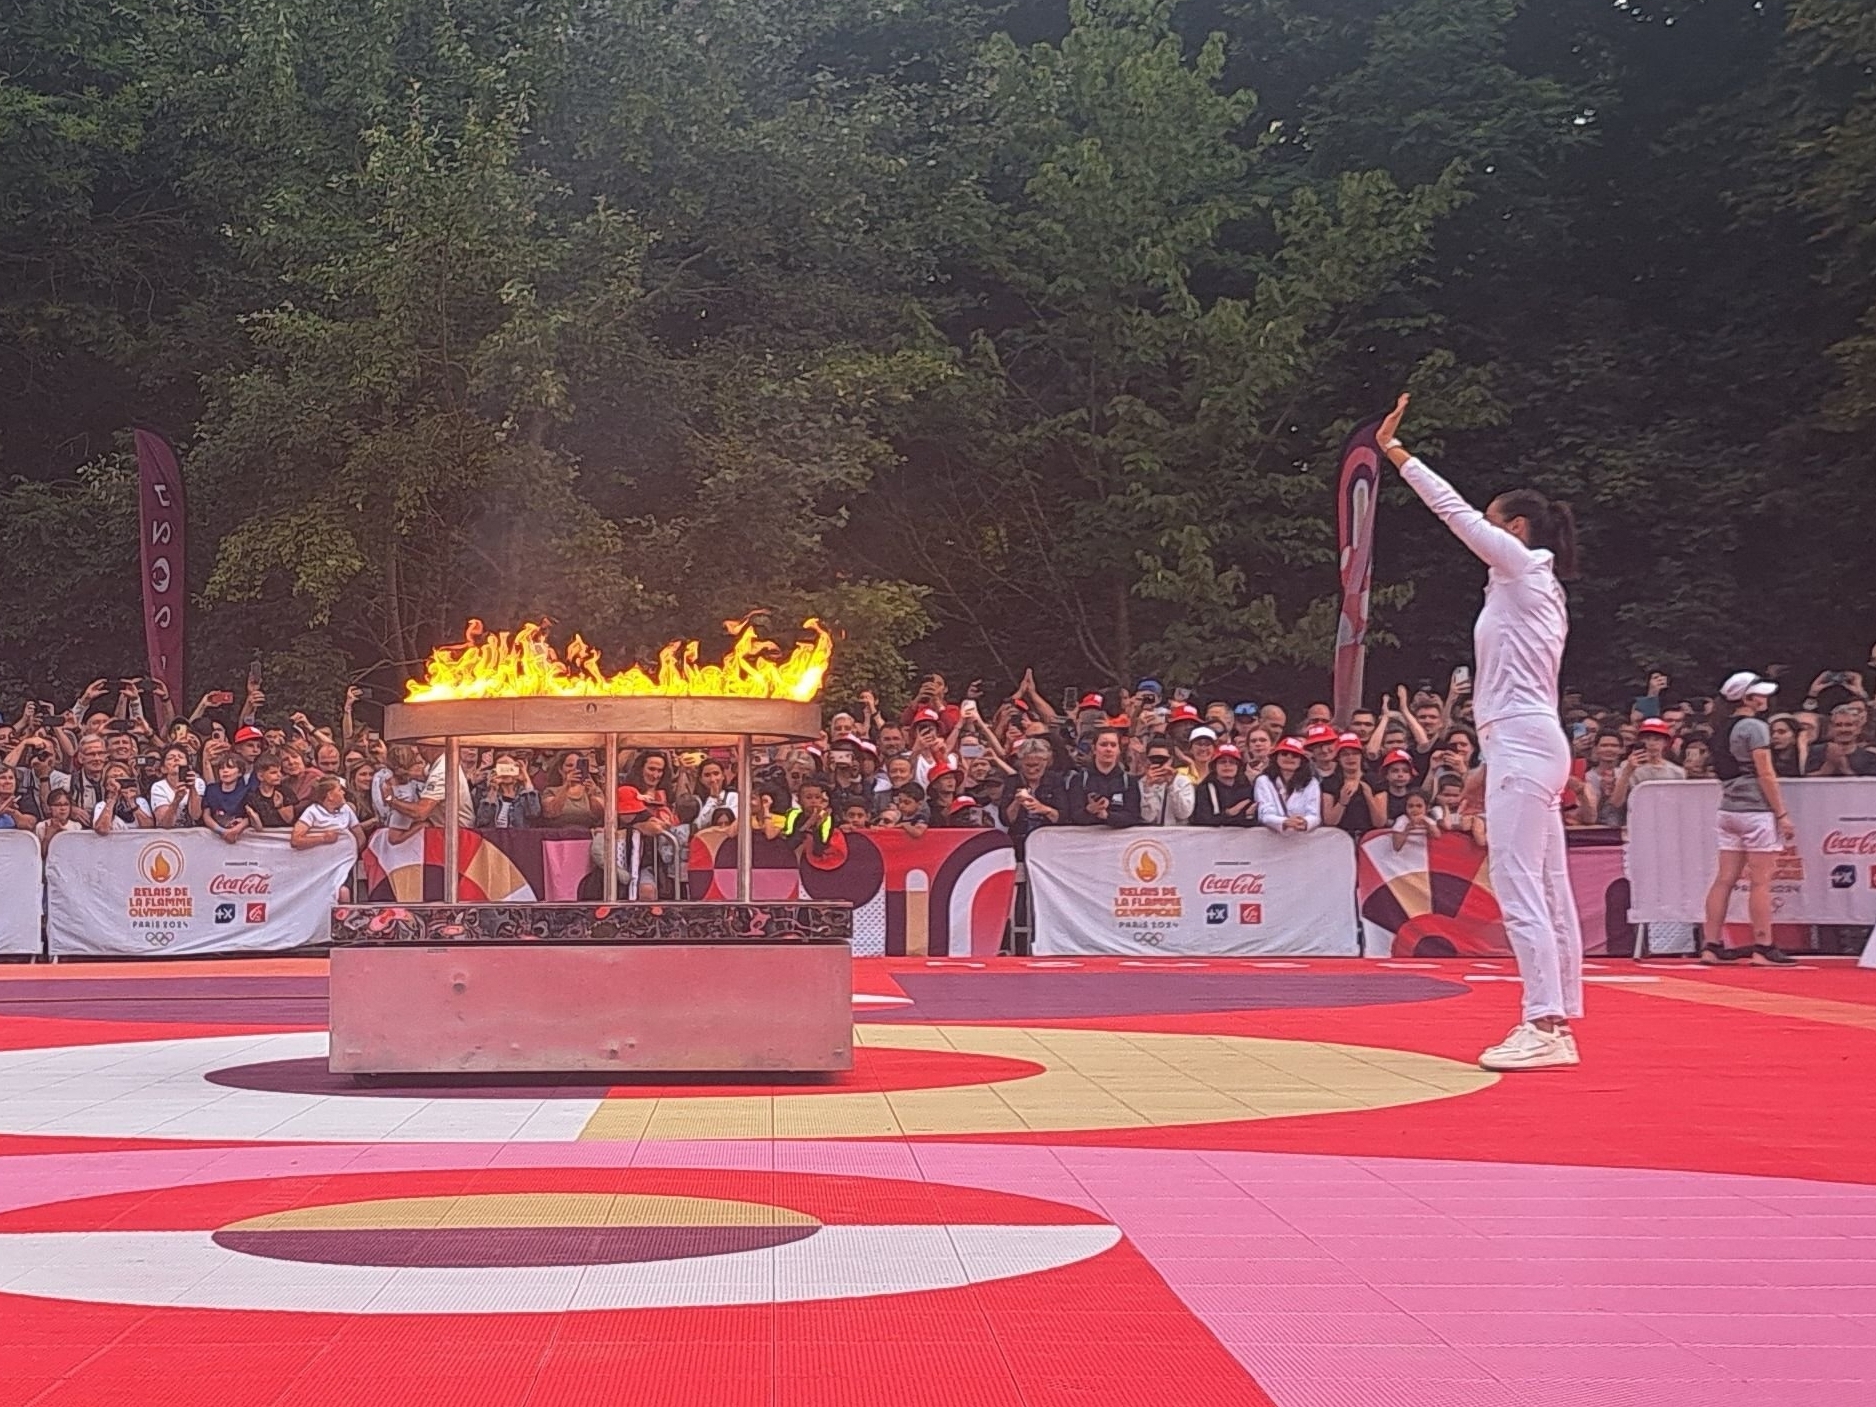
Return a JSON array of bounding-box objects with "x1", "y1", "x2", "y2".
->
[{"x1": 246, "y1": 752, "x2": 300, "y2": 829}]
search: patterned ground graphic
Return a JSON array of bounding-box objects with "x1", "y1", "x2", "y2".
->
[{"x1": 0, "y1": 955, "x2": 1872, "y2": 1406}]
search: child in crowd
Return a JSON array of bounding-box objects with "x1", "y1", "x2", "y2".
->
[
  {"x1": 1390, "y1": 790, "x2": 1440, "y2": 851},
  {"x1": 201, "y1": 754, "x2": 256, "y2": 844},
  {"x1": 877, "y1": 782, "x2": 929, "y2": 837},
  {"x1": 1435, "y1": 773, "x2": 1487, "y2": 847}
]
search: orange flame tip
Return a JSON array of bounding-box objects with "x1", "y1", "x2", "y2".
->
[{"x1": 405, "y1": 616, "x2": 832, "y2": 703}]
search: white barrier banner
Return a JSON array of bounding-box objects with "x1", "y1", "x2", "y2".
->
[
  {"x1": 46, "y1": 830, "x2": 355, "y2": 957},
  {"x1": 1027, "y1": 826, "x2": 1360, "y2": 957},
  {"x1": 0, "y1": 831, "x2": 41, "y2": 955},
  {"x1": 1627, "y1": 778, "x2": 1876, "y2": 925}
]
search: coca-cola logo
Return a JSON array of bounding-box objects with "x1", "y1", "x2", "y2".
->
[
  {"x1": 208, "y1": 872, "x2": 274, "y2": 896},
  {"x1": 1198, "y1": 873, "x2": 1265, "y2": 896},
  {"x1": 1821, "y1": 830, "x2": 1876, "y2": 857}
]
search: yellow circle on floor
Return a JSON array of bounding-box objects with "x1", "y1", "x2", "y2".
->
[{"x1": 577, "y1": 1024, "x2": 1497, "y2": 1140}]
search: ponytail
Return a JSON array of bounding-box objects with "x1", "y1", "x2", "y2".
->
[
  {"x1": 1494, "y1": 488, "x2": 1580, "y2": 579},
  {"x1": 1547, "y1": 500, "x2": 1579, "y2": 580}
]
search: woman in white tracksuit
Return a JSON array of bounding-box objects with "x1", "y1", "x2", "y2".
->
[{"x1": 1379, "y1": 394, "x2": 1585, "y2": 1071}]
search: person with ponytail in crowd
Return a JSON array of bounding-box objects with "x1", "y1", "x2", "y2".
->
[
  {"x1": 1381, "y1": 392, "x2": 1586, "y2": 1072},
  {"x1": 1699, "y1": 672, "x2": 1798, "y2": 966}
]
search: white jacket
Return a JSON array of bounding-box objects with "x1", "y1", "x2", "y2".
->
[
  {"x1": 1253, "y1": 773, "x2": 1321, "y2": 834},
  {"x1": 1400, "y1": 456, "x2": 1568, "y2": 728},
  {"x1": 1139, "y1": 773, "x2": 1194, "y2": 826}
]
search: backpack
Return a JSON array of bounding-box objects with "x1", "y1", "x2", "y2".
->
[{"x1": 1711, "y1": 716, "x2": 1744, "y2": 782}]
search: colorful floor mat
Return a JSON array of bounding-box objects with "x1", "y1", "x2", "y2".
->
[{"x1": 1, "y1": 954, "x2": 1872, "y2": 1406}]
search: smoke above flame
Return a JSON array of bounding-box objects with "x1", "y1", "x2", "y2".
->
[{"x1": 405, "y1": 616, "x2": 832, "y2": 703}]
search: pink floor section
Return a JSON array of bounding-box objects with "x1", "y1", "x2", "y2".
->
[{"x1": 0, "y1": 955, "x2": 1872, "y2": 1407}]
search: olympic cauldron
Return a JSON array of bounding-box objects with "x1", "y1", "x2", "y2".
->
[{"x1": 327, "y1": 619, "x2": 853, "y2": 1076}]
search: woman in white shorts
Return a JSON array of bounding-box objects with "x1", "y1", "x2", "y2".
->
[{"x1": 1701, "y1": 672, "x2": 1798, "y2": 966}]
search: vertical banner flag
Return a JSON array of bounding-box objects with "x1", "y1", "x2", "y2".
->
[
  {"x1": 133, "y1": 427, "x2": 186, "y2": 704},
  {"x1": 1332, "y1": 416, "x2": 1384, "y2": 727}
]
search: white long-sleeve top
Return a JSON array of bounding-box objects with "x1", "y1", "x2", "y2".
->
[
  {"x1": 1253, "y1": 773, "x2": 1321, "y2": 834},
  {"x1": 1140, "y1": 773, "x2": 1194, "y2": 825},
  {"x1": 1399, "y1": 456, "x2": 1568, "y2": 728}
]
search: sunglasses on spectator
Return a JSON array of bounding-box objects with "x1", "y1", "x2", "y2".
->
[{"x1": 1147, "y1": 753, "x2": 1172, "y2": 765}]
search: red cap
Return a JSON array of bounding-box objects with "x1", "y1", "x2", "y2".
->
[
  {"x1": 1639, "y1": 719, "x2": 1673, "y2": 738},
  {"x1": 1214, "y1": 743, "x2": 1243, "y2": 760},
  {"x1": 850, "y1": 738, "x2": 878, "y2": 756},
  {"x1": 614, "y1": 785, "x2": 647, "y2": 815},
  {"x1": 1336, "y1": 732, "x2": 1364, "y2": 753},
  {"x1": 1303, "y1": 723, "x2": 1339, "y2": 746},
  {"x1": 1168, "y1": 702, "x2": 1200, "y2": 723},
  {"x1": 1010, "y1": 697, "x2": 1032, "y2": 713},
  {"x1": 925, "y1": 761, "x2": 956, "y2": 784},
  {"x1": 1382, "y1": 749, "x2": 1415, "y2": 769},
  {"x1": 1275, "y1": 736, "x2": 1309, "y2": 758},
  {"x1": 1077, "y1": 692, "x2": 1106, "y2": 711},
  {"x1": 911, "y1": 707, "x2": 941, "y2": 725},
  {"x1": 233, "y1": 725, "x2": 265, "y2": 744},
  {"x1": 947, "y1": 795, "x2": 979, "y2": 815}
]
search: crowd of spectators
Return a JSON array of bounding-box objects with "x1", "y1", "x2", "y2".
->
[{"x1": 5, "y1": 654, "x2": 1874, "y2": 879}]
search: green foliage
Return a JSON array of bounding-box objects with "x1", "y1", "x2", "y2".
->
[{"x1": 1, "y1": 0, "x2": 1871, "y2": 719}]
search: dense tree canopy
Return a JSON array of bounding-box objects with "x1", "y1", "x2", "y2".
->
[{"x1": 2, "y1": 0, "x2": 1871, "y2": 712}]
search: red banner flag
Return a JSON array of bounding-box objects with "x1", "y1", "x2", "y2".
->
[
  {"x1": 1331, "y1": 416, "x2": 1385, "y2": 727},
  {"x1": 133, "y1": 427, "x2": 186, "y2": 704}
]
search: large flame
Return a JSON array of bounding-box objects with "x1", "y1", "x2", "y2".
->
[{"x1": 405, "y1": 616, "x2": 832, "y2": 703}]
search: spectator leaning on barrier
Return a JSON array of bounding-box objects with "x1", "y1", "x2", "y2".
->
[
  {"x1": 1572, "y1": 733, "x2": 1627, "y2": 828},
  {"x1": 1391, "y1": 790, "x2": 1439, "y2": 851},
  {"x1": 1255, "y1": 738, "x2": 1322, "y2": 835},
  {"x1": 1000, "y1": 739, "x2": 1065, "y2": 852},
  {"x1": 1377, "y1": 749, "x2": 1419, "y2": 822},
  {"x1": 36, "y1": 789, "x2": 82, "y2": 854},
  {"x1": 1067, "y1": 728, "x2": 1142, "y2": 827},
  {"x1": 247, "y1": 753, "x2": 299, "y2": 829},
  {"x1": 201, "y1": 753, "x2": 256, "y2": 843},
  {"x1": 1323, "y1": 734, "x2": 1379, "y2": 834},
  {"x1": 1612, "y1": 718, "x2": 1686, "y2": 815},
  {"x1": 1191, "y1": 744, "x2": 1257, "y2": 826},
  {"x1": 0, "y1": 768, "x2": 29, "y2": 831},
  {"x1": 1766, "y1": 714, "x2": 1810, "y2": 777},
  {"x1": 1138, "y1": 737, "x2": 1194, "y2": 825},
  {"x1": 1806, "y1": 704, "x2": 1876, "y2": 776},
  {"x1": 91, "y1": 763, "x2": 152, "y2": 833},
  {"x1": 291, "y1": 776, "x2": 366, "y2": 853}
]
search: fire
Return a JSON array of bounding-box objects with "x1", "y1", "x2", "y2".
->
[
  {"x1": 405, "y1": 616, "x2": 832, "y2": 703},
  {"x1": 150, "y1": 853, "x2": 172, "y2": 883}
]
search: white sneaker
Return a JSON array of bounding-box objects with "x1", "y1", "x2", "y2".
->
[{"x1": 1478, "y1": 1023, "x2": 1579, "y2": 1071}]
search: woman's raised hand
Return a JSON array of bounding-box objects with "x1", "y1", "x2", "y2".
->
[{"x1": 1376, "y1": 393, "x2": 1409, "y2": 452}]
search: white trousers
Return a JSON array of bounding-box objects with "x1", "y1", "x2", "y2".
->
[{"x1": 1479, "y1": 715, "x2": 1584, "y2": 1022}]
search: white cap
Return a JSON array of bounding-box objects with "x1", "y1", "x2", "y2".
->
[
  {"x1": 1188, "y1": 726, "x2": 1218, "y2": 742},
  {"x1": 1720, "y1": 671, "x2": 1778, "y2": 702}
]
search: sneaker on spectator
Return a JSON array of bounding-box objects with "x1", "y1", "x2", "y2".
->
[{"x1": 1479, "y1": 1023, "x2": 1579, "y2": 1071}]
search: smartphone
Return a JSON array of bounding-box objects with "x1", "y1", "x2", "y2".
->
[
  {"x1": 1452, "y1": 665, "x2": 1471, "y2": 688},
  {"x1": 352, "y1": 685, "x2": 375, "y2": 702},
  {"x1": 575, "y1": 757, "x2": 590, "y2": 781},
  {"x1": 208, "y1": 690, "x2": 235, "y2": 707},
  {"x1": 247, "y1": 656, "x2": 263, "y2": 691},
  {"x1": 960, "y1": 740, "x2": 985, "y2": 759}
]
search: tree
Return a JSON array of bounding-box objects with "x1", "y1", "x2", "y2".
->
[{"x1": 856, "y1": 0, "x2": 1475, "y2": 687}]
